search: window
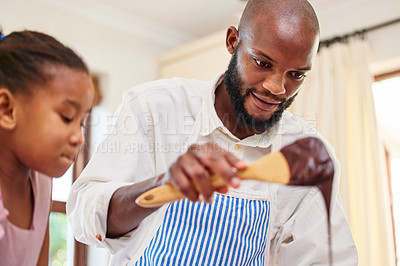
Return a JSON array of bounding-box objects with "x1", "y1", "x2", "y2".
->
[
  {"x1": 49, "y1": 212, "x2": 72, "y2": 265},
  {"x1": 373, "y1": 70, "x2": 400, "y2": 264}
]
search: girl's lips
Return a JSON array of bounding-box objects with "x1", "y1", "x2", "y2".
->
[
  {"x1": 250, "y1": 92, "x2": 281, "y2": 111},
  {"x1": 62, "y1": 153, "x2": 75, "y2": 162}
]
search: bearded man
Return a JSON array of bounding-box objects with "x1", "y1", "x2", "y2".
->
[{"x1": 68, "y1": 0, "x2": 358, "y2": 265}]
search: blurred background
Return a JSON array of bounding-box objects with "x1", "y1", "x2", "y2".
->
[{"x1": 1, "y1": 0, "x2": 400, "y2": 265}]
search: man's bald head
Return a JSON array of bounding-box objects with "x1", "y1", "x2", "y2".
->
[{"x1": 238, "y1": 0, "x2": 320, "y2": 42}]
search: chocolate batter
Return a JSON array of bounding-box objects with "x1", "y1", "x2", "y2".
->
[{"x1": 281, "y1": 137, "x2": 334, "y2": 265}]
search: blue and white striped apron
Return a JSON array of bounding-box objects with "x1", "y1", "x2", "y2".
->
[{"x1": 134, "y1": 194, "x2": 271, "y2": 266}]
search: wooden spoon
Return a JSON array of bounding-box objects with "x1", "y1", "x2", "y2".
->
[{"x1": 136, "y1": 151, "x2": 290, "y2": 208}]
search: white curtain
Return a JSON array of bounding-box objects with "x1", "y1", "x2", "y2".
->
[{"x1": 290, "y1": 37, "x2": 396, "y2": 266}]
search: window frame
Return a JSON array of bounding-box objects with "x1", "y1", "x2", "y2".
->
[{"x1": 373, "y1": 70, "x2": 400, "y2": 264}]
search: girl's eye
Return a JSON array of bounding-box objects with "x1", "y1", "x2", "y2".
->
[
  {"x1": 254, "y1": 58, "x2": 270, "y2": 67},
  {"x1": 62, "y1": 116, "x2": 73, "y2": 124},
  {"x1": 291, "y1": 72, "x2": 307, "y2": 80}
]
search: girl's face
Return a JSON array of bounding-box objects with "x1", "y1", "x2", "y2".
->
[{"x1": 13, "y1": 66, "x2": 94, "y2": 177}]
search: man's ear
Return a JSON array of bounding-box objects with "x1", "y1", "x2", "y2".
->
[
  {"x1": 226, "y1": 26, "x2": 239, "y2": 55},
  {"x1": 0, "y1": 88, "x2": 17, "y2": 130}
]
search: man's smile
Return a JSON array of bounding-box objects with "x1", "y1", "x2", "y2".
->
[{"x1": 249, "y1": 91, "x2": 282, "y2": 111}]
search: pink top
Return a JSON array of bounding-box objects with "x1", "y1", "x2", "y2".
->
[{"x1": 0, "y1": 171, "x2": 52, "y2": 266}]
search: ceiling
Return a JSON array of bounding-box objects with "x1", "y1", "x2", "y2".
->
[{"x1": 35, "y1": 0, "x2": 400, "y2": 50}]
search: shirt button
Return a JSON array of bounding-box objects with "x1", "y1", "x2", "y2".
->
[{"x1": 234, "y1": 144, "x2": 240, "y2": 150}]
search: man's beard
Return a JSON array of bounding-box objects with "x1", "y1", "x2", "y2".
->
[{"x1": 223, "y1": 50, "x2": 297, "y2": 133}]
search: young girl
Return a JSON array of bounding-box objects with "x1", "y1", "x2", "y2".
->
[{"x1": 0, "y1": 30, "x2": 94, "y2": 265}]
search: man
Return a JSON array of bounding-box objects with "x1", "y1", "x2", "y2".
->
[{"x1": 67, "y1": 0, "x2": 358, "y2": 265}]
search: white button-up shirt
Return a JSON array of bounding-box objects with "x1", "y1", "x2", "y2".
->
[{"x1": 67, "y1": 74, "x2": 358, "y2": 265}]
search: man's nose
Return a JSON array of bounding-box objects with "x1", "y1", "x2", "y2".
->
[{"x1": 262, "y1": 73, "x2": 286, "y2": 96}]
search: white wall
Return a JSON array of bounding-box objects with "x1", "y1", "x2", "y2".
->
[
  {"x1": 157, "y1": 31, "x2": 230, "y2": 80},
  {"x1": 1, "y1": 0, "x2": 167, "y2": 114}
]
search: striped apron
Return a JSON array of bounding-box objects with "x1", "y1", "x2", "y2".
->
[{"x1": 134, "y1": 194, "x2": 271, "y2": 266}]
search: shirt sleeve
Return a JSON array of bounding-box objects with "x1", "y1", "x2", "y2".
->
[{"x1": 66, "y1": 93, "x2": 158, "y2": 254}]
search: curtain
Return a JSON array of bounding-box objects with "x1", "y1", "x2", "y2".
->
[{"x1": 289, "y1": 37, "x2": 396, "y2": 266}]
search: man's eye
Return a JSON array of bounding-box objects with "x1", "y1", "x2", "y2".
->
[
  {"x1": 254, "y1": 58, "x2": 269, "y2": 67},
  {"x1": 291, "y1": 72, "x2": 307, "y2": 79}
]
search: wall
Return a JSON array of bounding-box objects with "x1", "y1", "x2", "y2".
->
[
  {"x1": 157, "y1": 31, "x2": 230, "y2": 80},
  {"x1": 1, "y1": 0, "x2": 166, "y2": 114}
]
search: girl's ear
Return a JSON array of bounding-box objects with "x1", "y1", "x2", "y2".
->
[{"x1": 0, "y1": 88, "x2": 17, "y2": 130}]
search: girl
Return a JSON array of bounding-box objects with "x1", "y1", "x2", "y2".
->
[{"x1": 0, "y1": 30, "x2": 94, "y2": 265}]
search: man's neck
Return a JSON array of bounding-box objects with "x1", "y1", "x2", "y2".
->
[{"x1": 214, "y1": 82, "x2": 259, "y2": 140}]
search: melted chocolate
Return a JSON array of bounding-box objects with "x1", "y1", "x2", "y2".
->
[{"x1": 281, "y1": 137, "x2": 334, "y2": 265}]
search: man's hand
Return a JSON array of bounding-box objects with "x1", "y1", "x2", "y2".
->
[
  {"x1": 163, "y1": 142, "x2": 247, "y2": 203},
  {"x1": 107, "y1": 142, "x2": 247, "y2": 238}
]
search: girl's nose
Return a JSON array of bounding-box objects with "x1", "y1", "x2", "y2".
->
[{"x1": 70, "y1": 127, "x2": 84, "y2": 147}]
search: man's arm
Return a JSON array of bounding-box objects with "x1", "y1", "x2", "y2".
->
[
  {"x1": 106, "y1": 142, "x2": 247, "y2": 238},
  {"x1": 106, "y1": 176, "x2": 161, "y2": 238}
]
